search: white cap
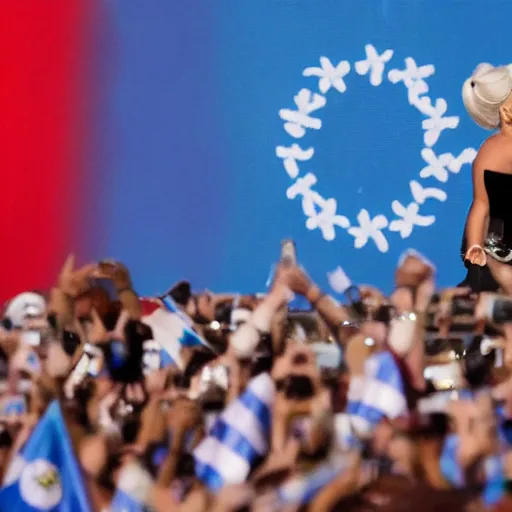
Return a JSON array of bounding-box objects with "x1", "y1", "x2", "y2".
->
[{"x1": 4, "y1": 292, "x2": 46, "y2": 328}]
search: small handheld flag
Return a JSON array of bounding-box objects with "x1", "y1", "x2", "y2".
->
[
  {"x1": 141, "y1": 297, "x2": 211, "y2": 369},
  {"x1": 194, "y1": 372, "x2": 274, "y2": 491},
  {"x1": 345, "y1": 351, "x2": 407, "y2": 439}
]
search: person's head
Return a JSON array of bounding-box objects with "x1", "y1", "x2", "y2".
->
[
  {"x1": 462, "y1": 63, "x2": 512, "y2": 130},
  {"x1": 464, "y1": 335, "x2": 495, "y2": 389},
  {"x1": 3, "y1": 292, "x2": 47, "y2": 330},
  {"x1": 187, "y1": 291, "x2": 216, "y2": 325},
  {"x1": 168, "y1": 281, "x2": 192, "y2": 309},
  {"x1": 75, "y1": 287, "x2": 110, "y2": 321}
]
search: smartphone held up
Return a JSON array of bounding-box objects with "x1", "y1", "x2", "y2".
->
[{"x1": 280, "y1": 239, "x2": 297, "y2": 268}]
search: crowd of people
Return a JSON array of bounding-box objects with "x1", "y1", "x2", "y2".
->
[{"x1": 2, "y1": 248, "x2": 512, "y2": 511}]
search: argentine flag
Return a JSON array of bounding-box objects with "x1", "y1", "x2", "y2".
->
[
  {"x1": 194, "y1": 372, "x2": 274, "y2": 491},
  {"x1": 0, "y1": 401, "x2": 92, "y2": 512},
  {"x1": 336, "y1": 351, "x2": 407, "y2": 448}
]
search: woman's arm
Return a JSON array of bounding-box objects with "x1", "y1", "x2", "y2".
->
[
  {"x1": 306, "y1": 285, "x2": 352, "y2": 344},
  {"x1": 465, "y1": 150, "x2": 490, "y2": 254}
]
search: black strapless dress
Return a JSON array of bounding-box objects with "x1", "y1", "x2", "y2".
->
[{"x1": 459, "y1": 170, "x2": 512, "y2": 292}]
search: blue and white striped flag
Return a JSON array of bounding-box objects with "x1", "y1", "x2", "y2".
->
[
  {"x1": 141, "y1": 297, "x2": 211, "y2": 369},
  {"x1": 160, "y1": 295, "x2": 194, "y2": 328},
  {"x1": 343, "y1": 351, "x2": 407, "y2": 442},
  {"x1": 159, "y1": 295, "x2": 210, "y2": 348},
  {"x1": 194, "y1": 372, "x2": 274, "y2": 491}
]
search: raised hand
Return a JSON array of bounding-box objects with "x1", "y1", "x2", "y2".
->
[
  {"x1": 465, "y1": 245, "x2": 487, "y2": 267},
  {"x1": 395, "y1": 251, "x2": 435, "y2": 288},
  {"x1": 274, "y1": 264, "x2": 312, "y2": 297},
  {"x1": 94, "y1": 260, "x2": 133, "y2": 291},
  {"x1": 58, "y1": 254, "x2": 97, "y2": 298},
  {"x1": 166, "y1": 396, "x2": 202, "y2": 433}
]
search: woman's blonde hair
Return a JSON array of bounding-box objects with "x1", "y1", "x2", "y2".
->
[{"x1": 462, "y1": 63, "x2": 512, "y2": 130}]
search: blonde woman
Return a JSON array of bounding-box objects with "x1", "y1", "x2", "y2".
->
[{"x1": 460, "y1": 63, "x2": 512, "y2": 293}]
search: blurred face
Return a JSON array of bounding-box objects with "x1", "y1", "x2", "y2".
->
[
  {"x1": 23, "y1": 315, "x2": 48, "y2": 332},
  {"x1": 273, "y1": 344, "x2": 320, "y2": 392},
  {"x1": 196, "y1": 292, "x2": 215, "y2": 322},
  {"x1": 75, "y1": 288, "x2": 110, "y2": 320}
]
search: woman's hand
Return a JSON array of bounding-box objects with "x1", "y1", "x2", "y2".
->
[{"x1": 465, "y1": 245, "x2": 487, "y2": 266}]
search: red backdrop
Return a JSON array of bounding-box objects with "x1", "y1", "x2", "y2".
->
[{"x1": 0, "y1": 0, "x2": 97, "y2": 302}]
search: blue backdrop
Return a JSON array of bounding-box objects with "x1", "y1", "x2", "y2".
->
[{"x1": 97, "y1": 1, "x2": 508, "y2": 297}]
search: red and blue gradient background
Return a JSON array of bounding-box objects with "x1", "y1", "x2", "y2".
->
[
  {"x1": 2, "y1": 1, "x2": 508, "y2": 302},
  {"x1": 1, "y1": 0, "x2": 232, "y2": 301},
  {"x1": 0, "y1": 0, "x2": 99, "y2": 301}
]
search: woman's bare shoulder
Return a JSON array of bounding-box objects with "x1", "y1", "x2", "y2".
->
[
  {"x1": 474, "y1": 134, "x2": 506, "y2": 167},
  {"x1": 479, "y1": 133, "x2": 501, "y2": 152},
  {"x1": 474, "y1": 133, "x2": 512, "y2": 174}
]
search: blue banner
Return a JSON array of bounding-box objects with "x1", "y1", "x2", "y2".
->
[{"x1": 96, "y1": 1, "x2": 508, "y2": 295}]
